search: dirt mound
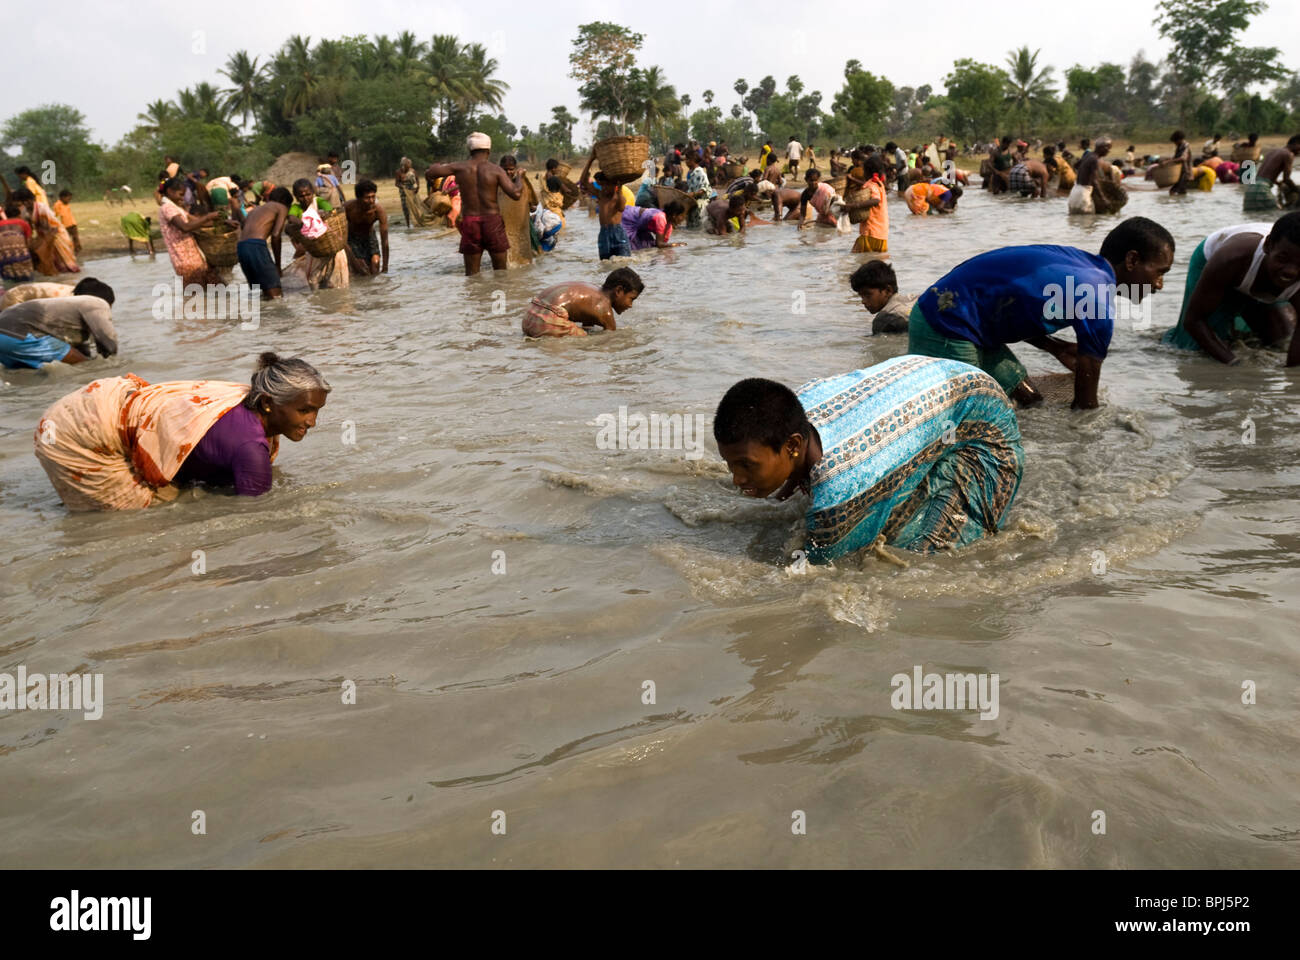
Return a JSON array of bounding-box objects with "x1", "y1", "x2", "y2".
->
[{"x1": 260, "y1": 152, "x2": 324, "y2": 187}]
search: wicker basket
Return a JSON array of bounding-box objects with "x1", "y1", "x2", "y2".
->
[
  {"x1": 195, "y1": 222, "x2": 239, "y2": 268},
  {"x1": 723, "y1": 162, "x2": 745, "y2": 179},
  {"x1": 424, "y1": 191, "x2": 453, "y2": 217},
  {"x1": 1230, "y1": 145, "x2": 1261, "y2": 164},
  {"x1": 844, "y1": 186, "x2": 870, "y2": 224},
  {"x1": 594, "y1": 135, "x2": 650, "y2": 184},
  {"x1": 298, "y1": 209, "x2": 346, "y2": 257},
  {"x1": 654, "y1": 185, "x2": 694, "y2": 211},
  {"x1": 1151, "y1": 164, "x2": 1180, "y2": 188},
  {"x1": 552, "y1": 162, "x2": 572, "y2": 180}
]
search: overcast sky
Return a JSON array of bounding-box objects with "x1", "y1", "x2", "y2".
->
[{"x1": 7, "y1": 0, "x2": 1300, "y2": 145}]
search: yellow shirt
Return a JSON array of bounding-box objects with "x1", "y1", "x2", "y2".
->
[
  {"x1": 24, "y1": 175, "x2": 49, "y2": 208},
  {"x1": 621, "y1": 184, "x2": 636, "y2": 207}
]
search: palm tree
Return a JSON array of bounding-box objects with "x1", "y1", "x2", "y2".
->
[
  {"x1": 1005, "y1": 46, "x2": 1056, "y2": 130},
  {"x1": 550, "y1": 105, "x2": 578, "y2": 144},
  {"x1": 702, "y1": 89, "x2": 714, "y2": 106},
  {"x1": 176, "y1": 83, "x2": 228, "y2": 125},
  {"x1": 395, "y1": 31, "x2": 427, "y2": 76},
  {"x1": 461, "y1": 42, "x2": 509, "y2": 117},
  {"x1": 219, "y1": 51, "x2": 265, "y2": 128},
  {"x1": 630, "y1": 66, "x2": 678, "y2": 145},
  {"x1": 137, "y1": 99, "x2": 177, "y2": 133},
  {"x1": 367, "y1": 35, "x2": 397, "y2": 78},
  {"x1": 680, "y1": 93, "x2": 691, "y2": 110},
  {"x1": 425, "y1": 34, "x2": 470, "y2": 130},
  {"x1": 278, "y1": 35, "x2": 319, "y2": 117}
]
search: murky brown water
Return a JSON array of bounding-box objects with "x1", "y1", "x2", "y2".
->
[{"x1": 2, "y1": 182, "x2": 1298, "y2": 867}]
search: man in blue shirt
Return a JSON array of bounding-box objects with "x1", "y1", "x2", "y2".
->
[{"x1": 908, "y1": 217, "x2": 1175, "y2": 409}]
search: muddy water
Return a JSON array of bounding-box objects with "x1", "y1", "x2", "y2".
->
[{"x1": 2, "y1": 182, "x2": 1298, "y2": 868}]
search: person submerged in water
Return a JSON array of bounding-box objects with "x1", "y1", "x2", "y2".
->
[
  {"x1": 850, "y1": 260, "x2": 916, "y2": 335},
  {"x1": 521, "y1": 267, "x2": 644, "y2": 338},
  {"x1": 908, "y1": 216, "x2": 1175, "y2": 408},
  {"x1": 713, "y1": 355, "x2": 1024, "y2": 563},
  {"x1": 33, "y1": 352, "x2": 330, "y2": 510},
  {"x1": 1161, "y1": 213, "x2": 1300, "y2": 365}
]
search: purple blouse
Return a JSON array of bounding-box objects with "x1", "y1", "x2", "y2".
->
[{"x1": 174, "y1": 404, "x2": 273, "y2": 496}]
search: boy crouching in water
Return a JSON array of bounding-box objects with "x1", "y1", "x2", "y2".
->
[{"x1": 522, "y1": 267, "x2": 644, "y2": 337}]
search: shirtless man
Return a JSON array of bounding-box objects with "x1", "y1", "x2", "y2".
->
[
  {"x1": 1249, "y1": 135, "x2": 1300, "y2": 211},
  {"x1": 344, "y1": 179, "x2": 389, "y2": 276},
  {"x1": 426, "y1": 132, "x2": 522, "y2": 275},
  {"x1": 236, "y1": 186, "x2": 292, "y2": 299},
  {"x1": 1162, "y1": 213, "x2": 1300, "y2": 365},
  {"x1": 706, "y1": 192, "x2": 748, "y2": 234},
  {"x1": 771, "y1": 186, "x2": 803, "y2": 220},
  {"x1": 578, "y1": 147, "x2": 630, "y2": 259},
  {"x1": 1009, "y1": 158, "x2": 1050, "y2": 198},
  {"x1": 1068, "y1": 138, "x2": 1112, "y2": 213},
  {"x1": 521, "y1": 267, "x2": 644, "y2": 338}
]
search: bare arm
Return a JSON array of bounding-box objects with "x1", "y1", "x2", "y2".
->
[
  {"x1": 426, "y1": 162, "x2": 454, "y2": 180},
  {"x1": 1181, "y1": 250, "x2": 1246, "y2": 364},
  {"x1": 378, "y1": 206, "x2": 389, "y2": 273},
  {"x1": 1072, "y1": 354, "x2": 1102, "y2": 409}
]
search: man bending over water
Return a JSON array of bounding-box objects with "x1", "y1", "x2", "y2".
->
[
  {"x1": 1162, "y1": 213, "x2": 1300, "y2": 365},
  {"x1": 714, "y1": 355, "x2": 1024, "y2": 562},
  {"x1": 908, "y1": 216, "x2": 1175, "y2": 408},
  {"x1": 426, "y1": 133, "x2": 522, "y2": 275},
  {"x1": 522, "y1": 267, "x2": 644, "y2": 338}
]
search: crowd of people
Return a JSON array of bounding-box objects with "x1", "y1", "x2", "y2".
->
[{"x1": 4, "y1": 126, "x2": 1300, "y2": 571}]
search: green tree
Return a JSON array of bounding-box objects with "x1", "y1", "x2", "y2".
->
[
  {"x1": 627, "y1": 65, "x2": 679, "y2": 147},
  {"x1": 1, "y1": 104, "x2": 102, "y2": 190},
  {"x1": 1156, "y1": 0, "x2": 1281, "y2": 93},
  {"x1": 137, "y1": 99, "x2": 177, "y2": 133},
  {"x1": 569, "y1": 22, "x2": 644, "y2": 132},
  {"x1": 944, "y1": 59, "x2": 1008, "y2": 140},
  {"x1": 1004, "y1": 46, "x2": 1056, "y2": 131},
  {"x1": 219, "y1": 51, "x2": 266, "y2": 129},
  {"x1": 832, "y1": 66, "x2": 893, "y2": 142}
]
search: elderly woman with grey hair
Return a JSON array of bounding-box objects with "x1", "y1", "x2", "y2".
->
[{"x1": 33, "y1": 352, "x2": 331, "y2": 510}]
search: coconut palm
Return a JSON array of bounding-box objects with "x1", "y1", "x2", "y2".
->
[
  {"x1": 425, "y1": 34, "x2": 471, "y2": 130},
  {"x1": 1004, "y1": 46, "x2": 1056, "y2": 129},
  {"x1": 629, "y1": 65, "x2": 678, "y2": 144},
  {"x1": 367, "y1": 35, "x2": 397, "y2": 78},
  {"x1": 461, "y1": 42, "x2": 509, "y2": 116},
  {"x1": 219, "y1": 51, "x2": 265, "y2": 128},
  {"x1": 137, "y1": 99, "x2": 177, "y2": 133},
  {"x1": 278, "y1": 35, "x2": 319, "y2": 117},
  {"x1": 176, "y1": 83, "x2": 228, "y2": 125},
  {"x1": 395, "y1": 31, "x2": 427, "y2": 76}
]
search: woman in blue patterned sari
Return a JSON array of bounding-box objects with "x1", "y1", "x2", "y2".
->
[{"x1": 714, "y1": 355, "x2": 1024, "y2": 563}]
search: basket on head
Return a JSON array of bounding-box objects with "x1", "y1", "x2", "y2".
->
[
  {"x1": 195, "y1": 221, "x2": 239, "y2": 268},
  {"x1": 594, "y1": 135, "x2": 650, "y2": 184},
  {"x1": 1230, "y1": 144, "x2": 1261, "y2": 164},
  {"x1": 553, "y1": 161, "x2": 572, "y2": 180},
  {"x1": 295, "y1": 209, "x2": 346, "y2": 258}
]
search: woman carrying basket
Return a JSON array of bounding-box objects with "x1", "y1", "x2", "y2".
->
[{"x1": 158, "y1": 178, "x2": 223, "y2": 288}]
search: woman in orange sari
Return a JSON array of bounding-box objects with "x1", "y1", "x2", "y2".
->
[
  {"x1": 33, "y1": 353, "x2": 331, "y2": 511},
  {"x1": 13, "y1": 186, "x2": 80, "y2": 274}
]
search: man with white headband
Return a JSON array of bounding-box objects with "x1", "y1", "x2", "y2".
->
[{"x1": 425, "y1": 132, "x2": 523, "y2": 276}]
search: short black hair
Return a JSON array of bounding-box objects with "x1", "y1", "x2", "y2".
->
[
  {"x1": 885, "y1": 141, "x2": 897, "y2": 152},
  {"x1": 546, "y1": 158, "x2": 559, "y2": 170},
  {"x1": 162, "y1": 176, "x2": 186, "y2": 193},
  {"x1": 849, "y1": 260, "x2": 898, "y2": 294},
  {"x1": 864, "y1": 155, "x2": 885, "y2": 178},
  {"x1": 804, "y1": 167, "x2": 821, "y2": 181},
  {"x1": 714, "y1": 378, "x2": 811, "y2": 452},
  {"x1": 15, "y1": 165, "x2": 32, "y2": 177},
  {"x1": 1170, "y1": 130, "x2": 1184, "y2": 142},
  {"x1": 268, "y1": 186, "x2": 294, "y2": 206},
  {"x1": 72, "y1": 278, "x2": 114, "y2": 305},
  {"x1": 292, "y1": 177, "x2": 313, "y2": 193},
  {"x1": 355, "y1": 179, "x2": 377, "y2": 197},
  {"x1": 58, "y1": 189, "x2": 72, "y2": 199},
  {"x1": 1267, "y1": 211, "x2": 1300, "y2": 248},
  {"x1": 1081, "y1": 138, "x2": 1091, "y2": 148},
  {"x1": 545, "y1": 175, "x2": 562, "y2": 192},
  {"x1": 663, "y1": 199, "x2": 686, "y2": 218},
  {"x1": 602, "y1": 267, "x2": 644, "y2": 294},
  {"x1": 1288, "y1": 134, "x2": 1300, "y2": 148},
  {"x1": 3, "y1": 202, "x2": 19, "y2": 217},
  {"x1": 1099, "y1": 216, "x2": 1175, "y2": 266}
]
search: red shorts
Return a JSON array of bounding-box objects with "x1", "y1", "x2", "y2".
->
[{"x1": 457, "y1": 214, "x2": 509, "y2": 255}]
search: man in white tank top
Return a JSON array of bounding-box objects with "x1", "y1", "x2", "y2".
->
[{"x1": 1162, "y1": 213, "x2": 1300, "y2": 364}]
